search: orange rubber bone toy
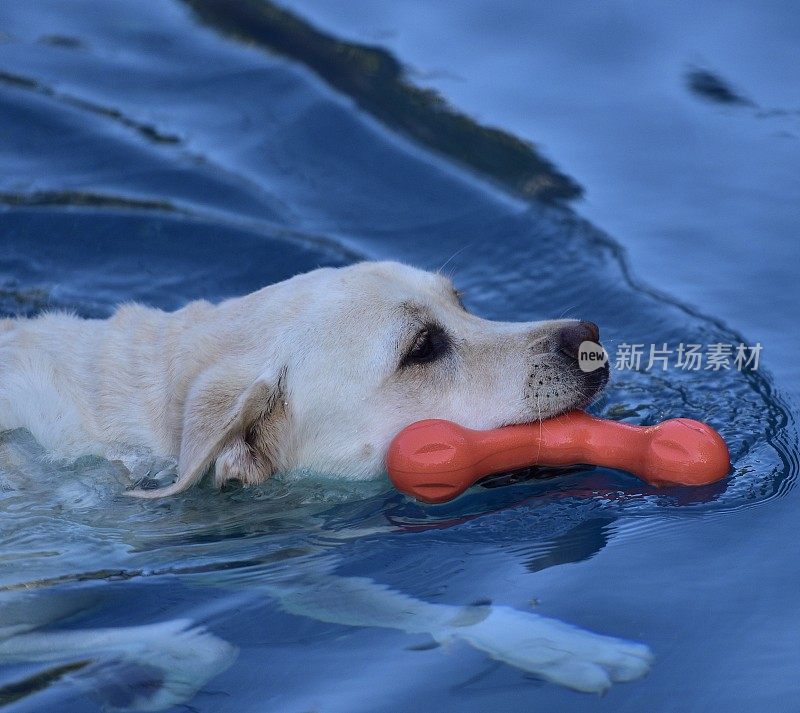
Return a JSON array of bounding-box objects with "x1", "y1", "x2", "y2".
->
[{"x1": 387, "y1": 410, "x2": 730, "y2": 504}]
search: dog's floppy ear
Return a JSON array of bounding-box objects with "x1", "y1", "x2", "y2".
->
[{"x1": 127, "y1": 363, "x2": 285, "y2": 498}]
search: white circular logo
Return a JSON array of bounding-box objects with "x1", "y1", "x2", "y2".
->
[{"x1": 578, "y1": 340, "x2": 609, "y2": 372}]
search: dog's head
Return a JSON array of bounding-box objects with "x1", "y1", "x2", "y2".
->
[
  {"x1": 278, "y1": 261, "x2": 608, "y2": 477},
  {"x1": 134, "y1": 261, "x2": 608, "y2": 496}
]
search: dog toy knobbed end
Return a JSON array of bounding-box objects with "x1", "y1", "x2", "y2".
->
[
  {"x1": 386, "y1": 419, "x2": 476, "y2": 503},
  {"x1": 640, "y1": 418, "x2": 731, "y2": 487}
]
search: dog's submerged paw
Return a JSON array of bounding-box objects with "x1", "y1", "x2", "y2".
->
[
  {"x1": 0, "y1": 618, "x2": 237, "y2": 711},
  {"x1": 441, "y1": 605, "x2": 653, "y2": 693}
]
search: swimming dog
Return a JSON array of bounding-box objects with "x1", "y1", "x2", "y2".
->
[{"x1": 0, "y1": 261, "x2": 607, "y2": 497}]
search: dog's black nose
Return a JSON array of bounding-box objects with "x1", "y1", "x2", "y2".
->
[{"x1": 554, "y1": 320, "x2": 600, "y2": 359}]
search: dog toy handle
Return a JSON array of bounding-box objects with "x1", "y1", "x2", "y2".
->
[{"x1": 387, "y1": 411, "x2": 730, "y2": 503}]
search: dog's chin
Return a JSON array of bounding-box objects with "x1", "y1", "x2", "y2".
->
[
  {"x1": 513, "y1": 363, "x2": 610, "y2": 426},
  {"x1": 572, "y1": 363, "x2": 610, "y2": 409}
]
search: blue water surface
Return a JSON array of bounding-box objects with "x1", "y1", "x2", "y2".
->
[
  {"x1": 0, "y1": 2, "x2": 798, "y2": 712},
  {"x1": 289, "y1": 0, "x2": 800, "y2": 389}
]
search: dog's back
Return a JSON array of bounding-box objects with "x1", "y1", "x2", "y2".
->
[{"x1": 0, "y1": 306, "x2": 203, "y2": 461}]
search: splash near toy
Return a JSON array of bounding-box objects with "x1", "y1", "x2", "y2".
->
[{"x1": 387, "y1": 411, "x2": 730, "y2": 504}]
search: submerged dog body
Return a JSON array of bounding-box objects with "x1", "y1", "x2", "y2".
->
[
  {"x1": 0, "y1": 261, "x2": 606, "y2": 496},
  {"x1": 1, "y1": 263, "x2": 650, "y2": 705}
]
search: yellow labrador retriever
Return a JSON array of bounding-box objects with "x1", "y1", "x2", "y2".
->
[
  {"x1": 0, "y1": 261, "x2": 606, "y2": 496},
  {"x1": 0, "y1": 262, "x2": 654, "y2": 703}
]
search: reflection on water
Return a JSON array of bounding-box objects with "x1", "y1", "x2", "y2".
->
[
  {"x1": 0, "y1": 0, "x2": 797, "y2": 711},
  {"x1": 182, "y1": 0, "x2": 582, "y2": 203},
  {"x1": 685, "y1": 68, "x2": 755, "y2": 107},
  {"x1": 284, "y1": 0, "x2": 800, "y2": 392}
]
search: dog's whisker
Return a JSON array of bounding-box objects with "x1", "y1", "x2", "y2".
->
[{"x1": 436, "y1": 243, "x2": 473, "y2": 276}]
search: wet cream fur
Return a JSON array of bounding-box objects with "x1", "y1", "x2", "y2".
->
[{"x1": 0, "y1": 261, "x2": 590, "y2": 496}]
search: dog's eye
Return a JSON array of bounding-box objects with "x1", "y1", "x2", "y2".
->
[{"x1": 402, "y1": 326, "x2": 449, "y2": 367}]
